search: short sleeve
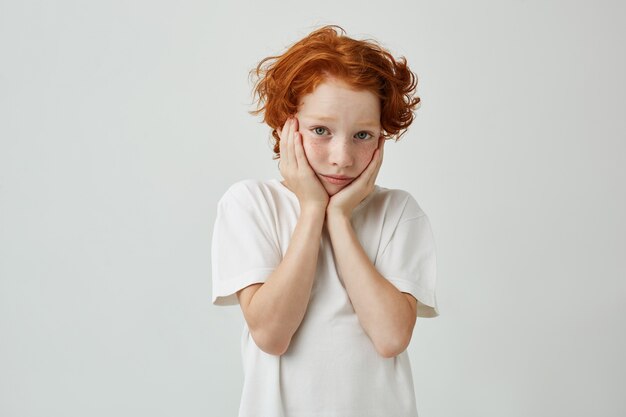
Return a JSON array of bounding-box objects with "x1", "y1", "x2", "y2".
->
[
  {"x1": 211, "y1": 182, "x2": 282, "y2": 306},
  {"x1": 376, "y1": 197, "x2": 439, "y2": 318}
]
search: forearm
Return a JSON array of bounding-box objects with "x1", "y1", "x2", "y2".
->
[
  {"x1": 245, "y1": 206, "x2": 326, "y2": 353},
  {"x1": 326, "y1": 213, "x2": 415, "y2": 357}
]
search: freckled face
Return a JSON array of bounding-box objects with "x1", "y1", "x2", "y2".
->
[{"x1": 296, "y1": 77, "x2": 382, "y2": 196}]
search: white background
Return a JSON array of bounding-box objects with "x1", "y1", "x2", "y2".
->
[{"x1": 1, "y1": 0, "x2": 625, "y2": 416}]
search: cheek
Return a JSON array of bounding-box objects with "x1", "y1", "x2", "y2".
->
[
  {"x1": 302, "y1": 137, "x2": 325, "y2": 160},
  {"x1": 356, "y1": 144, "x2": 378, "y2": 169}
]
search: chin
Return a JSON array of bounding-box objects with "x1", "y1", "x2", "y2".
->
[{"x1": 323, "y1": 184, "x2": 344, "y2": 197}]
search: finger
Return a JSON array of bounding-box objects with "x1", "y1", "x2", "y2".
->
[
  {"x1": 375, "y1": 137, "x2": 385, "y2": 165},
  {"x1": 366, "y1": 148, "x2": 383, "y2": 186},
  {"x1": 280, "y1": 118, "x2": 291, "y2": 168},
  {"x1": 288, "y1": 117, "x2": 299, "y2": 169},
  {"x1": 378, "y1": 138, "x2": 386, "y2": 169},
  {"x1": 373, "y1": 149, "x2": 383, "y2": 179},
  {"x1": 293, "y1": 131, "x2": 309, "y2": 171}
]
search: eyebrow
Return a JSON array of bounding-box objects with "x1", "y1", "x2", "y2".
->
[{"x1": 300, "y1": 115, "x2": 380, "y2": 128}]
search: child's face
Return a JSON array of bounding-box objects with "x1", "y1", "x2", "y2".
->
[{"x1": 296, "y1": 77, "x2": 382, "y2": 196}]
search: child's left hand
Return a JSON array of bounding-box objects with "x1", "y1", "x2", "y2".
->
[{"x1": 327, "y1": 136, "x2": 385, "y2": 218}]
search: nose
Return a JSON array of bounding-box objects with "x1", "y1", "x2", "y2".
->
[{"x1": 328, "y1": 138, "x2": 354, "y2": 168}]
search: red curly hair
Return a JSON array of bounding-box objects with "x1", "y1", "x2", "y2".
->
[{"x1": 250, "y1": 25, "x2": 421, "y2": 159}]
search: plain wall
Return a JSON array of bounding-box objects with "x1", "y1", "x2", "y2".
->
[{"x1": 1, "y1": 0, "x2": 625, "y2": 416}]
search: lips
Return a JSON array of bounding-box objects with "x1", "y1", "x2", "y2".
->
[
  {"x1": 320, "y1": 174, "x2": 354, "y2": 185},
  {"x1": 324, "y1": 174, "x2": 352, "y2": 180}
]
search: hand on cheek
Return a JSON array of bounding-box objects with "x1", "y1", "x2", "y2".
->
[
  {"x1": 278, "y1": 116, "x2": 329, "y2": 211},
  {"x1": 327, "y1": 136, "x2": 385, "y2": 218}
]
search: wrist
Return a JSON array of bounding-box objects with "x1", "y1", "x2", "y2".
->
[
  {"x1": 325, "y1": 208, "x2": 350, "y2": 222},
  {"x1": 300, "y1": 204, "x2": 327, "y2": 219}
]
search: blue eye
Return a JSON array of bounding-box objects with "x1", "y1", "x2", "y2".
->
[
  {"x1": 355, "y1": 131, "x2": 372, "y2": 140},
  {"x1": 313, "y1": 127, "x2": 328, "y2": 135}
]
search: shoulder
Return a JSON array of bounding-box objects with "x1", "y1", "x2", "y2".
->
[
  {"x1": 369, "y1": 185, "x2": 427, "y2": 219},
  {"x1": 217, "y1": 179, "x2": 295, "y2": 218},
  {"x1": 218, "y1": 179, "x2": 277, "y2": 205},
  {"x1": 221, "y1": 178, "x2": 271, "y2": 197}
]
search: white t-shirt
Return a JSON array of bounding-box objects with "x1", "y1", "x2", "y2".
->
[{"x1": 211, "y1": 178, "x2": 439, "y2": 417}]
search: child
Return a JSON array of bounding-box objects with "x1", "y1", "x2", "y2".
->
[{"x1": 211, "y1": 25, "x2": 439, "y2": 417}]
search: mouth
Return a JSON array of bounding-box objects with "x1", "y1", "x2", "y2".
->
[{"x1": 320, "y1": 174, "x2": 354, "y2": 185}]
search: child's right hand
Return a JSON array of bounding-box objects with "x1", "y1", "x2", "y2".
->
[{"x1": 277, "y1": 116, "x2": 329, "y2": 212}]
